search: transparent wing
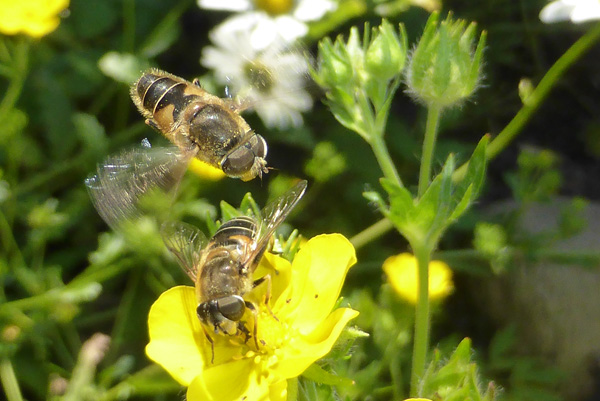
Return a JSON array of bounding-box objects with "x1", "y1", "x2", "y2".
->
[
  {"x1": 160, "y1": 221, "x2": 208, "y2": 282},
  {"x1": 251, "y1": 180, "x2": 307, "y2": 258},
  {"x1": 85, "y1": 142, "x2": 194, "y2": 231}
]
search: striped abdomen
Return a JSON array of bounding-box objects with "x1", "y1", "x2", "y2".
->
[{"x1": 133, "y1": 70, "x2": 202, "y2": 135}]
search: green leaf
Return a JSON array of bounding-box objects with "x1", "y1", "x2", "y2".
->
[
  {"x1": 219, "y1": 200, "x2": 241, "y2": 222},
  {"x1": 139, "y1": 1, "x2": 185, "y2": 58},
  {"x1": 459, "y1": 135, "x2": 488, "y2": 197},
  {"x1": 239, "y1": 192, "x2": 261, "y2": 218},
  {"x1": 419, "y1": 338, "x2": 497, "y2": 401},
  {"x1": 380, "y1": 178, "x2": 414, "y2": 219},
  {"x1": 72, "y1": 112, "x2": 107, "y2": 158},
  {"x1": 302, "y1": 363, "x2": 355, "y2": 387}
]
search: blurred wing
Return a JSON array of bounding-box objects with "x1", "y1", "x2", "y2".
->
[
  {"x1": 160, "y1": 221, "x2": 208, "y2": 282},
  {"x1": 252, "y1": 180, "x2": 307, "y2": 254},
  {"x1": 85, "y1": 143, "x2": 193, "y2": 230}
]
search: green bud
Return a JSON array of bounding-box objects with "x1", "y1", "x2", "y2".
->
[
  {"x1": 365, "y1": 20, "x2": 407, "y2": 82},
  {"x1": 406, "y1": 12, "x2": 486, "y2": 109},
  {"x1": 518, "y1": 78, "x2": 534, "y2": 105},
  {"x1": 315, "y1": 37, "x2": 354, "y2": 90},
  {"x1": 344, "y1": 26, "x2": 365, "y2": 78}
]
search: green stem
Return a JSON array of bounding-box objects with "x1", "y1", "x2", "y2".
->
[
  {"x1": 123, "y1": 0, "x2": 136, "y2": 52},
  {"x1": 454, "y1": 21, "x2": 600, "y2": 181},
  {"x1": 410, "y1": 245, "x2": 431, "y2": 396},
  {"x1": 350, "y1": 218, "x2": 394, "y2": 250},
  {"x1": 0, "y1": 38, "x2": 29, "y2": 124},
  {"x1": 418, "y1": 105, "x2": 441, "y2": 197},
  {"x1": 0, "y1": 359, "x2": 23, "y2": 401},
  {"x1": 370, "y1": 134, "x2": 403, "y2": 187}
]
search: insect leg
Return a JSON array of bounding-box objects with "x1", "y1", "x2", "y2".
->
[
  {"x1": 145, "y1": 119, "x2": 160, "y2": 131},
  {"x1": 253, "y1": 275, "x2": 279, "y2": 322},
  {"x1": 244, "y1": 301, "x2": 260, "y2": 349},
  {"x1": 201, "y1": 326, "x2": 215, "y2": 364}
]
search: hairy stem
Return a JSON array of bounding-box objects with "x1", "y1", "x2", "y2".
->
[
  {"x1": 410, "y1": 245, "x2": 431, "y2": 396},
  {"x1": 454, "y1": 21, "x2": 600, "y2": 181},
  {"x1": 418, "y1": 105, "x2": 441, "y2": 197}
]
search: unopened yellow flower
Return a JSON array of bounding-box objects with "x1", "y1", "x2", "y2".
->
[
  {"x1": 188, "y1": 158, "x2": 226, "y2": 181},
  {"x1": 383, "y1": 253, "x2": 453, "y2": 304},
  {"x1": 404, "y1": 398, "x2": 433, "y2": 401},
  {"x1": 146, "y1": 233, "x2": 359, "y2": 401},
  {"x1": 0, "y1": 0, "x2": 69, "y2": 38}
]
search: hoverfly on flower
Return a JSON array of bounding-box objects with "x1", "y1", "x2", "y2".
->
[{"x1": 160, "y1": 180, "x2": 307, "y2": 361}]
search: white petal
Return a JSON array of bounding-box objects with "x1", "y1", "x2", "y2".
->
[
  {"x1": 215, "y1": 12, "x2": 263, "y2": 34},
  {"x1": 250, "y1": 18, "x2": 281, "y2": 50},
  {"x1": 571, "y1": 0, "x2": 600, "y2": 22},
  {"x1": 272, "y1": 16, "x2": 308, "y2": 42},
  {"x1": 200, "y1": 47, "x2": 245, "y2": 84},
  {"x1": 293, "y1": 0, "x2": 336, "y2": 21},
  {"x1": 197, "y1": 0, "x2": 251, "y2": 11},
  {"x1": 539, "y1": 1, "x2": 575, "y2": 23}
]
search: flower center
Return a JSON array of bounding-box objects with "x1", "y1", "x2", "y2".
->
[
  {"x1": 244, "y1": 60, "x2": 274, "y2": 95},
  {"x1": 254, "y1": 0, "x2": 295, "y2": 16}
]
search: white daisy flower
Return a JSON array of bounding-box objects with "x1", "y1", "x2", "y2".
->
[
  {"x1": 198, "y1": 0, "x2": 336, "y2": 48},
  {"x1": 540, "y1": 0, "x2": 600, "y2": 23},
  {"x1": 201, "y1": 20, "x2": 313, "y2": 129}
]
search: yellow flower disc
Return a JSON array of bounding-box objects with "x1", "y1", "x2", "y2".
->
[
  {"x1": 0, "y1": 0, "x2": 69, "y2": 38},
  {"x1": 254, "y1": 0, "x2": 295, "y2": 16},
  {"x1": 383, "y1": 253, "x2": 454, "y2": 304}
]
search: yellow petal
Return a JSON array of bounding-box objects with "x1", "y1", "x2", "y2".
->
[
  {"x1": 146, "y1": 286, "x2": 205, "y2": 386},
  {"x1": 187, "y1": 358, "x2": 271, "y2": 401},
  {"x1": 279, "y1": 234, "x2": 356, "y2": 333},
  {"x1": 255, "y1": 251, "x2": 293, "y2": 311},
  {"x1": 0, "y1": 0, "x2": 68, "y2": 38},
  {"x1": 383, "y1": 253, "x2": 454, "y2": 304},
  {"x1": 268, "y1": 379, "x2": 288, "y2": 401},
  {"x1": 146, "y1": 286, "x2": 242, "y2": 385},
  {"x1": 275, "y1": 307, "x2": 359, "y2": 379}
]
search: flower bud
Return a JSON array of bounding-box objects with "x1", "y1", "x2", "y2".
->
[
  {"x1": 315, "y1": 37, "x2": 354, "y2": 90},
  {"x1": 406, "y1": 12, "x2": 486, "y2": 109},
  {"x1": 365, "y1": 20, "x2": 407, "y2": 82}
]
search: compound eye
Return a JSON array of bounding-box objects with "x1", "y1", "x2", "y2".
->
[
  {"x1": 217, "y1": 296, "x2": 246, "y2": 321},
  {"x1": 222, "y1": 147, "x2": 255, "y2": 176},
  {"x1": 249, "y1": 134, "x2": 267, "y2": 159},
  {"x1": 196, "y1": 302, "x2": 213, "y2": 325}
]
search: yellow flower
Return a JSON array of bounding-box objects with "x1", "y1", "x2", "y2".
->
[
  {"x1": 187, "y1": 158, "x2": 227, "y2": 181},
  {"x1": 383, "y1": 253, "x2": 453, "y2": 304},
  {"x1": 146, "y1": 233, "x2": 359, "y2": 401},
  {"x1": 404, "y1": 399, "x2": 433, "y2": 401},
  {"x1": 0, "y1": 0, "x2": 69, "y2": 38}
]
